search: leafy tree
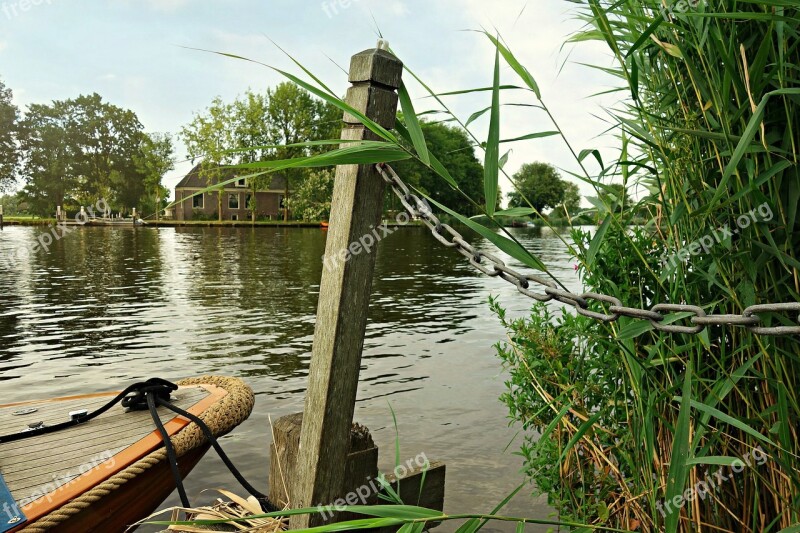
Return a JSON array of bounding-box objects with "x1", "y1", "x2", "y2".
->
[
  {"x1": 507, "y1": 162, "x2": 566, "y2": 214},
  {"x1": 181, "y1": 84, "x2": 338, "y2": 222},
  {"x1": 131, "y1": 132, "x2": 174, "y2": 218},
  {"x1": 68, "y1": 94, "x2": 144, "y2": 208},
  {"x1": 287, "y1": 168, "x2": 335, "y2": 221},
  {"x1": 0, "y1": 78, "x2": 19, "y2": 192},
  {"x1": 180, "y1": 96, "x2": 235, "y2": 221},
  {"x1": 0, "y1": 192, "x2": 26, "y2": 215},
  {"x1": 19, "y1": 94, "x2": 163, "y2": 216},
  {"x1": 230, "y1": 90, "x2": 271, "y2": 222},
  {"x1": 554, "y1": 181, "x2": 581, "y2": 217},
  {"x1": 390, "y1": 120, "x2": 485, "y2": 215},
  {"x1": 18, "y1": 100, "x2": 78, "y2": 216},
  {"x1": 266, "y1": 82, "x2": 328, "y2": 221}
]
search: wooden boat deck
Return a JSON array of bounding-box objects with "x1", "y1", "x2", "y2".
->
[{"x1": 0, "y1": 386, "x2": 210, "y2": 517}]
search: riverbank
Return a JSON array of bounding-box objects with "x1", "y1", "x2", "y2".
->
[{"x1": 1, "y1": 218, "x2": 428, "y2": 228}]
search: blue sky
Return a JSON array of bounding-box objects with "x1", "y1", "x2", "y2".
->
[{"x1": 0, "y1": 0, "x2": 619, "y2": 200}]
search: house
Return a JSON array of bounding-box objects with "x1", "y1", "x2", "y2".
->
[{"x1": 174, "y1": 164, "x2": 287, "y2": 221}]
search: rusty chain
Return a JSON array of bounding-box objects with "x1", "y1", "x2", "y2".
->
[{"x1": 376, "y1": 163, "x2": 800, "y2": 336}]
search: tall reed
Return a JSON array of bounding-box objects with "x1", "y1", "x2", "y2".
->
[{"x1": 494, "y1": 1, "x2": 800, "y2": 531}]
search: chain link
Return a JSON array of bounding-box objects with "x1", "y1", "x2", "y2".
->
[{"x1": 376, "y1": 163, "x2": 800, "y2": 336}]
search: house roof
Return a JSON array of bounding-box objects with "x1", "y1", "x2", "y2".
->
[{"x1": 176, "y1": 164, "x2": 287, "y2": 191}]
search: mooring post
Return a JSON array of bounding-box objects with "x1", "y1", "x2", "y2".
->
[
  {"x1": 0, "y1": 204, "x2": 4, "y2": 231},
  {"x1": 288, "y1": 46, "x2": 403, "y2": 529}
]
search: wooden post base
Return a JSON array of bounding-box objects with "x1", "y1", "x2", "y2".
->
[
  {"x1": 269, "y1": 412, "x2": 379, "y2": 524},
  {"x1": 269, "y1": 412, "x2": 446, "y2": 530}
]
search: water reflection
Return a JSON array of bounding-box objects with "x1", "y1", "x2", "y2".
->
[{"x1": 0, "y1": 223, "x2": 580, "y2": 532}]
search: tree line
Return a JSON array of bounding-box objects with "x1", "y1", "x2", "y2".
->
[
  {"x1": 0, "y1": 74, "x2": 584, "y2": 222},
  {"x1": 0, "y1": 78, "x2": 175, "y2": 217}
]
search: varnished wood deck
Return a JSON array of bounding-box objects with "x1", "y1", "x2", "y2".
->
[{"x1": 0, "y1": 386, "x2": 211, "y2": 524}]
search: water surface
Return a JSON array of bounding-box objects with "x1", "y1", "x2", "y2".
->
[{"x1": 0, "y1": 224, "x2": 580, "y2": 532}]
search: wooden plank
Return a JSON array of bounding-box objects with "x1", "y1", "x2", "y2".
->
[
  {"x1": 0, "y1": 386, "x2": 209, "y2": 504},
  {"x1": 376, "y1": 462, "x2": 446, "y2": 533},
  {"x1": 290, "y1": 46, "x2": 403, "y2": 530},
  {"x1": 0, "y1": 388, "x2": 208, "y2": 456}
]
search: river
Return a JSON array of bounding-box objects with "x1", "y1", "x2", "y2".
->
[{"x1": 0, "y1": 224, "x2": 581, "y2": 532}]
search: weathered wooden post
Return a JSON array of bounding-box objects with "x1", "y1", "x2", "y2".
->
[
  {"x1": 0, "y1": 204, "x2": 4, "y2": 231},
  {"x1": 286, "y1": 46, "x2": 403, "y2": 529}
]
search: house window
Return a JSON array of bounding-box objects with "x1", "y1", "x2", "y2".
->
[
  {"x1": 228, "y1": 194, "x2": 240, "y2": 210},
  {"x1": 245, "y1": 194, "x2": 253, "y2": 210},
  {"x1": 192, "y1": 193, "x2": 204, "y2": 209},
  {"x1": 231, "y1": 214, "x2": 238, "y2": 221},
  {"x1": 279, "y1": 195, "x2": 286, "y2": 209},
  {"x1": 235, "y1": 178, "x2": 246, "y2": 188}
]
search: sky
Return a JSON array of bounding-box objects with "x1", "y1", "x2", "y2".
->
[{"x1": 0, "y1": 0, "x2": 621, "y2": 202}]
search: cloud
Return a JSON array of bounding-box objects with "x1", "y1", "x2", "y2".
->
[
  {"x1": 434, "y1": 0, "x2": 623, "y2": 200},
  {"x1": 387, "y1": 1, "x2": 409, "y2": 16},
  {"x1": 143, "y1": 0, "x2": 190, "y2": 13},
  {"x1": 0, "y1": 41, "x2": 6, "y2": 53}
]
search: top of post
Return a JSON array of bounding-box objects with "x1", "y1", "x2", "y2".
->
[{"x1": 348, "y1": 44, "x2": 403, "y2": 88}]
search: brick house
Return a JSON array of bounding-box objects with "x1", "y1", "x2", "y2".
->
[{"x1": 174, "y1": 164, "x2": 288, "y2": 221}]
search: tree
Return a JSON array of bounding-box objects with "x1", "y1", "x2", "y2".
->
[
  {"x1": 17, "y1": 100, "x2": 76, "y2": 216},
  {"x1": 287, "y1": 168, "x2": 335, "y2": 221},
  {"x1": 19, "y1": 94, "x2": 162, "y2": 216},
  {"x1": 131, "y1": 132, "x2": 174, "y2": 218},
  {"x1": 553, "y1": 181, "x2": 581, "y2": 217},
  {"x1": 69, "y1": 94, "x2": 144, "y2": 208},
  {"x1": 0, "y1": 78, "x2": 19, "y2": 192},
  {"x1": 265, "y1": 82, "x2": 340, "y2": 221},
  {"x1": 390, "y1": 120, "x2": 485, "y2": 215},
  {"x1": 181, "y1": 84, "x2": 339, "y2": 222},
  {"x1": 180, "y1": 96, "x2": 235, "y2": 221},
  {"x1": 230, "y1": 90, "x2": 271, "y2": 222},
  {"x1": 507, "y1": 162, "x2": 566, "y2": 214}
]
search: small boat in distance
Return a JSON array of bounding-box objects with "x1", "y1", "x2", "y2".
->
[
  {"x1": 0, "y1": 376, "x2": 255, "y2": 532},
  {"x1": 320, "y1": 221, "x2": 329, "y2": 229}
]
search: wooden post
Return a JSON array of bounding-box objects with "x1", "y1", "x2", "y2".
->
[
  {"x1": 0, "y1": 204, "x2": 4, "y2": 230},
  {"x1": 269, "y1": 413, "x2": 379, "y2": 521},
  {"x1": 289, "y1": 46, "x2": 403, "y2": 529}
]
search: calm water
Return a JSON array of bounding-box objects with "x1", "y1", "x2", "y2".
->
[{"x1": 0, "y1": 224, "x2": 581, "y2": 532}]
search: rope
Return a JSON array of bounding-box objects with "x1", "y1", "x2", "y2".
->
[
  {"x1": 19, "y1": 375, "x2": 257, "y2": 532},
  {"x1": 0, "y1": 378, "x2": 179, "y2": 444}
]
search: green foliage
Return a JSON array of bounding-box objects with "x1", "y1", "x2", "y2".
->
[
  {"x1": 559, "y1": 182, "x2": 582, "y2": 216},
  {"x1": 493, "y1": 1, "x2": 800, "y2": 531},
  {"x1": 286, "y1": 168, "x2": 334, "y2": 221},
  {"x1": 17, "y1": 93, "x2": 160, "y2": 216},
  {"x1": 0, "y1": 192, "x2": 27, "y2": 215},
  {"x1": 132, "y1": 132, "x2": 175, "y2": 216},
  {"x1": 0, "y1": 78, "x2": 19, "y2": 192},
  {"x1": 390, "y1": 120, "x2": 485, "y2": 216},
  {"x1": 507, "y1": 162, "x2": 566, "y2": 214},
  {"x1": 180, "y1": 95, "x2": 235, "y2": 222},
  {"x1": 266, "y1": 82, "x2": 339, "y2": 221},
  {"x1": 180, "y1": 82, "x2": 340, "y2": 222}
]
